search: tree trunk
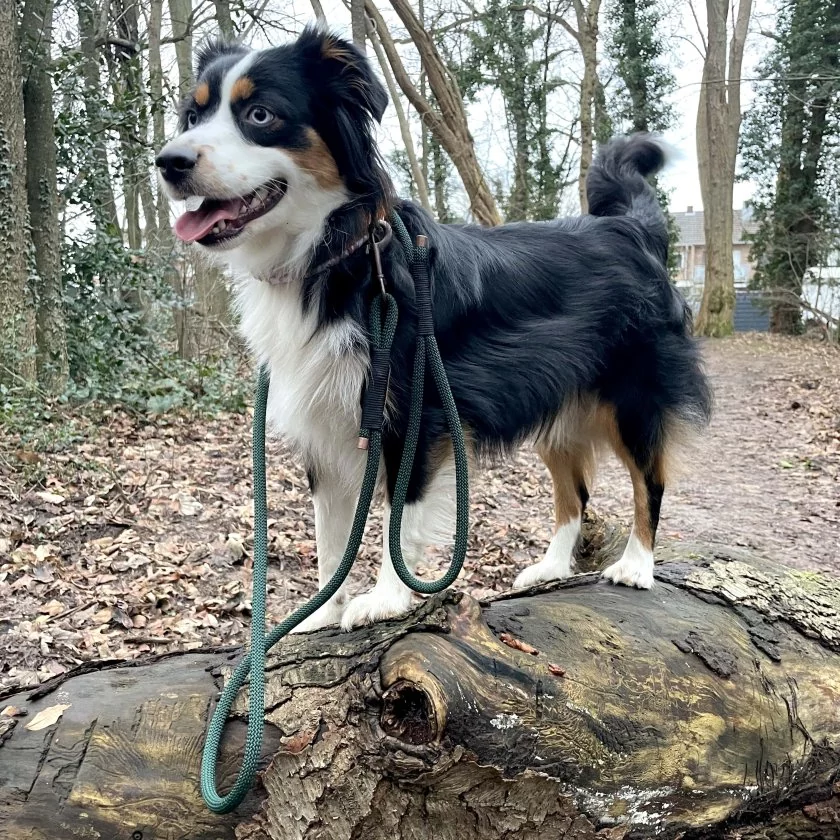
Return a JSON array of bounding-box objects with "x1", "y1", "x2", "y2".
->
[
  {"x1": 213, "y1": 0, "x2": 235, "y2": 38},
  {"x1": 3, "y1": 530, "x2": 840, "y2": 839},
  {"x1": 75, "y1": 0, "x2": 121, "y2": 238},
  {"x1": 695, "y1": 0, "x2": 752, "y2": 337},
  {"x1": 21, "y1": 0, "x2": 68, "y2": 393},
  {"x1": 370, "y1": 0, "x2": 501, "y2": 225},
  {"x1": 574, "y1": 0, "x2": 602, "y2": 214},
  {"x1": 351, "y1": 0, "x2": 367, "y2": 52},
  {"x1": 169, "y1": 0, "x2": 194, "y2": 99},
  {"x1": 0, "y1": 0, "x2": 36, "y2": 388},
  {"x1": 367, "y1": 16, "x2": 431, "y2": 213}
]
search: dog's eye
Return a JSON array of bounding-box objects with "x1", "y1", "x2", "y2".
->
[
  {"x1": 185, "y1": 110, "x2": 198, "y2": 129},
  {"x1": 246, "y1": 106, "x2": 274, "y2": 126}
]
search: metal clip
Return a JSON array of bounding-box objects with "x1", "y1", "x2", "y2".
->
[{"x1": 369, "y1": 220, "x2": 391, "y2": 296}]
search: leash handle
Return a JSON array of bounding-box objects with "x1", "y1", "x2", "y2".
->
[{"x1": 200, "y1": 211, "x2": 470, "y2": 813}]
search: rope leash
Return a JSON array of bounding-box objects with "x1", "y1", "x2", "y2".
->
[{"x1": 200, "y1": 211, "x2": 469, "y2": 814}]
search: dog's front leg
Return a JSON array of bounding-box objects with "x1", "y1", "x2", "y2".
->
[
  {"x1": 290, "y1": 466, "x2": 356, "y2": 633},
  {"x1": 340, "y1": 501, "x2": 417, "y2": 630}
]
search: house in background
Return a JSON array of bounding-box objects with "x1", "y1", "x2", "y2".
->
[{"x1": 670, "y1": 205, "x2": 767, "y2": 330}]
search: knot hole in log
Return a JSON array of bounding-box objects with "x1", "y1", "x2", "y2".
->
[{"x1": 381, "y1": 679, "x2": 438, "y2": 744}]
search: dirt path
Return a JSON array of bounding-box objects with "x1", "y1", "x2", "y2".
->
[{"x1": 1, "y1": 334, "x2": 838, "y2": 693}]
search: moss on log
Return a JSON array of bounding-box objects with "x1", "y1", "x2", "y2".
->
[{"x1": 1, "y1": 531, "x2": 839, "y2": 839}]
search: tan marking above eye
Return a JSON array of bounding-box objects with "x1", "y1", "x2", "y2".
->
[
  {"x1": 230, "y1": 76, "x2": 255, "y2": 103},
  {"x1": 194, "y1": 82, "x2": 210, "y2": 107}
]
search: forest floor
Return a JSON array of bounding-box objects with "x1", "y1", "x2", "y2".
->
[{"x1": 1, "y1": 333, "x2": 838, "y2": 694}]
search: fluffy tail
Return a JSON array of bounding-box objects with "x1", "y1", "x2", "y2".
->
[{"x1": 586, "y1": 134, "x2": 670, "y2": 264}]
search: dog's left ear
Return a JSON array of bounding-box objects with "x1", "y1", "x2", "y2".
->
[{"x1": 298, "y1": 27, "x2": 388, "y2": 123}]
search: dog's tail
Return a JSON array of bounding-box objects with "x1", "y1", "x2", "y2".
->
[{"x1": 586, "y1": 133, "x2": 670, "y2": 264}]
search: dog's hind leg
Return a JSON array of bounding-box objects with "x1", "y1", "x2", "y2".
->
[
  {"x1": 600, "y1": 407, "x2": 666, "y2": 590},
  {"x1": 513, "y1": 446, "x2": 590, "y2": 589}
]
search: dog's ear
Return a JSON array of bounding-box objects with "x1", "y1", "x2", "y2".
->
[
  {"x1": 297, "y1": 26, "x2": 388, "y2": 124},
  {"x1": 195, "y1": 38, "x2": 249, "y2": 79}
]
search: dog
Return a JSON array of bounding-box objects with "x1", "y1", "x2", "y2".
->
[{"x1": 156, "y1": 27, "x2": 712, "y2": 632}]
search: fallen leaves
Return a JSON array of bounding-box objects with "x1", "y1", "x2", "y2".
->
[
  {"x1": 499, "y1": 633, "x2": 539, "y2": 656},
  {"x1": 0, "y1": 334, "x2": 838, "y2": 697},
  {"x1": 25, "y1": 703, "x2": 70, "y2": 731}
]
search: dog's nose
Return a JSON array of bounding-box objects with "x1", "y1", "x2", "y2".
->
[{"x1": 155, "y1": 148, "x2": 198, "y2": 183}]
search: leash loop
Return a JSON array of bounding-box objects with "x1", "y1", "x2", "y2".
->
[{"x1": 200, "y1": 211, "x2": 467, "y2": 814}]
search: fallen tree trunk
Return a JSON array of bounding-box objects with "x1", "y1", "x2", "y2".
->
[{"x1": 2, "y1": 523, "x2": 840, "y2": 839}]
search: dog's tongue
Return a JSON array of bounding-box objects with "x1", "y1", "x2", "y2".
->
[{"x1": 174, "y1": 198, "x2": 240, "y2": 242}]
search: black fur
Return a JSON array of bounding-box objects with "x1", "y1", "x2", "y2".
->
[
  {"x1": 249, "y1": 34, "x2": 714, "y2": 507},
  {"x1": 183, "y1": 30, "x2": 712, "y2": 515}
]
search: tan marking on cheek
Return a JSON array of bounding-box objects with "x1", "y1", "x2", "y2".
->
[
  {"x1": 230, "y1": 76, "x2": 255, "y2": 103},
  {"x1": 194, "y1": 82, "x2": 210, "y2": 107},
  {"x1": 285, "y1": 128, "x2": 342, "y2": 190}
]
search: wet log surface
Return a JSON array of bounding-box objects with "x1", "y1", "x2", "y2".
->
[{"x1": 2, "y1": 525, "x2": 839, "y2": 839}]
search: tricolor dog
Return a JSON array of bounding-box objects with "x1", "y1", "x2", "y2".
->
[{"x1": 156, "y1": 27, "x2": 711, "y2": 632}]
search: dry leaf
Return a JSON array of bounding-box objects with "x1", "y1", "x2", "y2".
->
[
  {"x1": 25, "y1": 703, "x2": 70, "y2": 731},
  {"x1": 1, "y1": 706, "x2": 26, "y2": 717},
  {"x1": 174, "y1": 492, "x2": 203, "y2": 516},
  {"x1": 499, "y1": 632, "x2": 539, "y2": 656},
  {"x1": 35, "y1": 491, "x2": 65, "y2": 505},
  {"x1": 548, "y1": 663, "x2": 566, "y2": 677}
]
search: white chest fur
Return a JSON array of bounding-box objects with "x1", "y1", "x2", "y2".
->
[{"x1": 235, "y1": 278, "x2": 369, "y2": 490}]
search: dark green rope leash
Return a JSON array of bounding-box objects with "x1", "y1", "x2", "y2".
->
[{"x1": 200, "y1": 211, "x2": 469, "y2": 813}]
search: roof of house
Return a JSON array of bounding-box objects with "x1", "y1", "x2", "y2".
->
[{"x1": 671, "y1": 207, "x2": 759, "y2": 247}]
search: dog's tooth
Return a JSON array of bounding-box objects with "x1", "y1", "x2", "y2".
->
[
  {"x1": 186, "y1": 196, "x2": 205, "y2": 212},
  {"x1": 255, "y1": 187, "x2": 267, "y2": 202},
  {"x1": 249, "y1": 195, "x2": 261, "y2": 209},
  {"x1": 212, "y1": 224, "x2": 220, "y2": 234},
  {"x1": 218, "y1": 220, "x2": 227, "y2": 231}
]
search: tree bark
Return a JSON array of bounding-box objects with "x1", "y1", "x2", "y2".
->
[
  {"x1": 213, "y1": 0, "x2": 235, "y2": 38},
  {"x1": 366, "y1": 16, "x2": 432, "y2": 213},
  {"x1": 75, "y1": 0, "x2": 121, "y2": 238},
  {"x1": 370, "y1": 0, "x2": 501, "y2": 225},
  {"x1": 695, "y1": 0, "x2": 752, "y2": 337},
  {"x1": 351, "y1": 0, "x2": 367, "y2": 52},
  {"x1": 3, "y1": 530, "x2": 840, "y2": 839},
  {"x1": 0, "y1": 0, "x2": 36, "y2": 389},
  {"x1": 21, "y1": 0, "x2": 68, "y2": 392},
  {"x1": 574, "y1": 0, "x2": 602, "y2": 214}
]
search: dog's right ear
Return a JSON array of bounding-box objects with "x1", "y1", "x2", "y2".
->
[{"x1": 195, "y1": 39, "x2": 249, "y2": 78}]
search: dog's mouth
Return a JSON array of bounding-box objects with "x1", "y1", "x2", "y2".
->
[{"x1": 173, "y1": 180, "x2": 288, "y2": 246}]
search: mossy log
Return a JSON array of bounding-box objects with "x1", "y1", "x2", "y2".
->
[{"x1": 2, "y1": 520, "x2": 840, "y2": 840}]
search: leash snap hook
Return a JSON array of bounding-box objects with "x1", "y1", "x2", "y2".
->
[{"x1": 369, "y1": 220, "x2": 392, "y2": 297}]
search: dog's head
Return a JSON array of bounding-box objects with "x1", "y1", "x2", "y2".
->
[{"x1": 156, "y1": 27, "x2": 390, "y2": 272}]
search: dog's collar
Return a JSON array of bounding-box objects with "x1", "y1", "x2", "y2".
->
[{"x1": 262, "y1": 218, "x2": 392, "y2": 285}]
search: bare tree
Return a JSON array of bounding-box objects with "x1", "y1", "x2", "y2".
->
[
  {"x1": 367, "y1": 0, "x2": 501, "y2": 225},
  {"x1": 21, "y1": 0, "x2": 68, "y2": 391},
  {"x1": 366, "y1": 17, "x2": 432, "y2": 212},
  {"x1": 694, "y1": 0, "x2": 752, "y2": 337},
  {"x1": 0, "y1": 0, "x2": 36, "y2": 387},
  {"x1": 523, "y1": 0, "x2": 602, "y2": 214},
  {"x1": 352, "y1": 0, "x2": 367, "y2": 51}
]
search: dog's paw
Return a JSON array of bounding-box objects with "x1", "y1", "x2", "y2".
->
[
  {"x1": 340, "y1": 588, "x2": 412, "y2": 630},
  {"x1": 601, "y1": 557, "x2": 654, "y2": 589},
  {"x1": 290, "y1": 598, "x2": 345, "y2": 633},
  {"x1": 513, "y1": 559, "x2": 572, "y2": 590}
]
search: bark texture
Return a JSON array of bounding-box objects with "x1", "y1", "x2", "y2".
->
[
  {"x1": 0, "y1": 0, "x2": 36, "y2": 387},
  {"x1": 370, "y1": 0, "x2": 501, "y2": 225},
  {"x1": 2, "y1": 533, "x2": 840, "y2": 839},
  {"x1": 21, "y1": 0, "x2": 67, "y2": 391},
  {"x1": 695, "y1": 0, "x2": 752, "y2": 337}
]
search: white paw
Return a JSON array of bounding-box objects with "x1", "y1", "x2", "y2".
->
[
  {"x1": 340, "y1": 588, "x2": 412, "y2": 630},
  {"x1": 290, "y1": 598, "x2": 345, "y2": 633},
  {"x1": 513, "y1": 559, "x2": 573, "y2": 590},
  {"x1": 601, "y1": 557, "x2": 654, "y2": 589}
]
